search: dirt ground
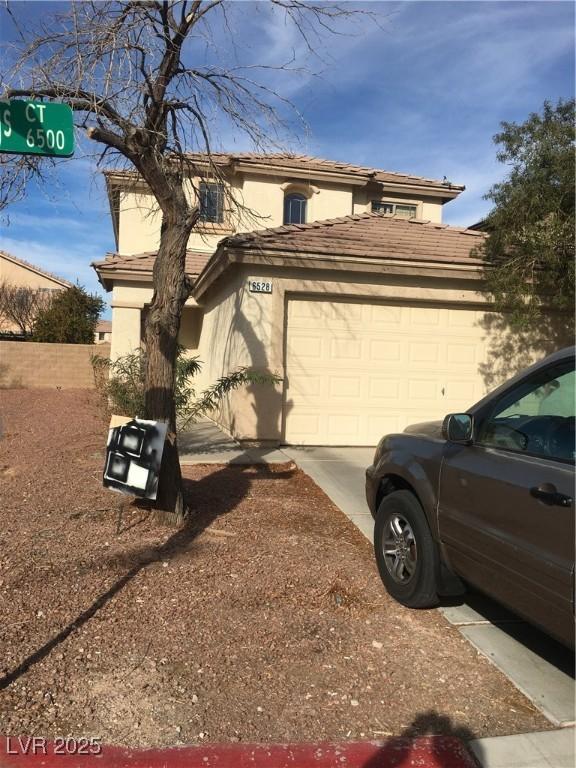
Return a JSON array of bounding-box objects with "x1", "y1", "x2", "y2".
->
[{"x1": 0, "y1": 389, "x2": 550, "y2": 748}]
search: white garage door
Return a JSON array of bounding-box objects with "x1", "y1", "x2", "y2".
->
[{"x1": 284, "y1": 298, "x2": 493, "y2": 446}]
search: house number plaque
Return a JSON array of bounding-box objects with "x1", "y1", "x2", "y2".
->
[{"x1": 249, "y1": 280, "x2": 272, "y2": 294}]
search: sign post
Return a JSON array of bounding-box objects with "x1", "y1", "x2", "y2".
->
[{"x1": 0, "y1": 100, "x2": 74, "y2": 157}]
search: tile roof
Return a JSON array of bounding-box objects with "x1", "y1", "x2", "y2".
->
[
  {"x1": 186, "y1": 152, "x2": 464, "y2": 191},
  {"x1": 0, "y1": 250, "x2": 73, "y2": 287},
  {"x1": 105, "y1": 153, "x2": 464, "y2": 192},
  {"x1": 219, "y1": 213, "x2": 486, "y2": 265},
  {"x1": 95, "y1": 320, "x2": 112, "y2": 333},
  {"x1": 92, "y1": 250, "x2": 211, "y2": 278}
]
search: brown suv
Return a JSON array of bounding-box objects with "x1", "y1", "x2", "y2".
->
[{"x1": 366, "y1": 347, "x2": 575, "y2": 647}]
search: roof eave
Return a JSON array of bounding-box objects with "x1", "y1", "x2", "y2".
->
[
  {"x1": 101, "y1": 161, "x2": 464, "y2": 197},
  {"x1": 374, "y1": 181, "x2": 464, "y2": 200},
  {"x1": 92, "y1": 264, "x2": 201, "y2": 292},
  {"x1": 233, "y1": 161, "x2": 372, "y2": 187},
  {"x1": 192, "y1": 243, "x2": 484, "y2": 301}
]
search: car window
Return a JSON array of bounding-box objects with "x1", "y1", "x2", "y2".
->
[{"x1": 477, "y1": 364, "x2": 575, "y2": 462}]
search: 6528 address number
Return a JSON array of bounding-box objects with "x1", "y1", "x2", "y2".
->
[{"x1": 249, "y1": 280, "x2": 272, "y2": 294}]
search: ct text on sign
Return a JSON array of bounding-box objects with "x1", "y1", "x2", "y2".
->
[{"x1": 0, "y1": 100, "x2": 74, "y2": 157}]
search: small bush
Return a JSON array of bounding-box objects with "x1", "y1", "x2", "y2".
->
[{"x1": 91, "y1": 347, "x2": 280, "y2": 426}]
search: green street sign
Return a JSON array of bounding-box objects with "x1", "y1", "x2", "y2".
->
[{"x1": 0, "y1": 100, "x2": 74, "y2": 157}]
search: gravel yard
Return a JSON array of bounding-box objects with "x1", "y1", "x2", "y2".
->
[{"x1": 0, "y1": 389, "x2": 550, "y2": 748}]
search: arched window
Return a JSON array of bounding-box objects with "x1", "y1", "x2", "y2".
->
[{"x1": 284, "y1": 193, "x2": 307, "y2": 225}]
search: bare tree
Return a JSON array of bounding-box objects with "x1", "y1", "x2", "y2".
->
[
  {"x1": 1, "y1": 1, "x2": 371, "y2": 522},
  {"x1": 0, "y1": 282, "x2": 54, "y2": 337}
]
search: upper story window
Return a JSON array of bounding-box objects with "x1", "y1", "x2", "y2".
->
[
  {"x1": 199, "y1": 181, "x2": 224, "y2": 223},
  {"x1": 372, "y1": 201, "x2": 417, "y2": 219},
  {"x1": 284, "y1": 193, "x2": 307, "y2": 225}
]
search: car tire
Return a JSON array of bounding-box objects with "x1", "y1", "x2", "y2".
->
[{"x1": 374, "y1": 490, "x2": 439, "y2": 608}]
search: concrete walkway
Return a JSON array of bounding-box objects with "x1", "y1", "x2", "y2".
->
[
  {"x1": 179, "y1": 422, "x2": 575, "y2": 768},
  {"x1": 179, "y1": 419, "x2": 291, "y2": 465}
]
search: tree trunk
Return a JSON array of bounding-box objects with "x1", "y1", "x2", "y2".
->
[{"x1": 143, "y1": 208, "x2": 194, "y2": 525}]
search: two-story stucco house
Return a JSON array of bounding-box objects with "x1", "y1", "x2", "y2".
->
[{"x1": 93, "y1": 153, "x2": 548, "y2": 447}]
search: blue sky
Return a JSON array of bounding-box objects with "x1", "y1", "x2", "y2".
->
[{"x1": 0, "y1": 1, "x2": 573, "y2": 317}]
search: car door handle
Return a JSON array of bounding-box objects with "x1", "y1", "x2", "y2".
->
[{"x1": 530, "y1": 484, "x2": 573, "y2": 507}]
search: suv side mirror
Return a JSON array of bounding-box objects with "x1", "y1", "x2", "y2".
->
[{"x1": 442, "y1": 413, "x2": 474, "y2": 444}]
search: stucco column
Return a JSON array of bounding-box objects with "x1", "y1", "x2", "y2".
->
[{"x1": 110, "y1": 305, "x2": 142, "y2": 361}]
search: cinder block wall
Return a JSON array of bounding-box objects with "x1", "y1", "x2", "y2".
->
[{"x1": 0, "y1": 341, "x2": 110, "y2": 388}]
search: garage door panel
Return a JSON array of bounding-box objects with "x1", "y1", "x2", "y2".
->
[
  {"x1": 447, "y1": 308, "x2": 485, "y2": 328},
  {"x1": 369, "y1": 414, "x2": 403, "y2": 438},
  {"x1": 330, "y1": 337, "x2": 362, "y2": 360},
  {"x1": 410, "y1": 307, "x2": 442, "y2": 326},
  {"x1": 327, "y1": 413, "x2": 360, "y2": 436},
  {"x1": 328, "y1": 376, "x2": 362, "y2": 398},
  {"x1": 447, "y1": 342, "x2": 479, "y2": 365},
  {"x1": 289, "y1": 375, "x2": 322, "y2": 398},
  {"x1": 285, "y1": 298, "x2": 492, "y2": 446},
  {"x1": 408, "y1": 379, "x2": 441, "y2": 400},
  {"x1": 369, "y1": 305, "x2": 403, "y2": 325},
  {"x1": 367, "y1": 378, "x2": 401, "y2": 400},
  {"x1": 287, "y1": 412, "x2": 321, "y2": 436},
  {"x1": 409, "y1": 343, "x2": 442, "y2": 364},
  {"x1": 370, "y1": 340, "x2": 402, "y2": 361},
  {"x1": 288, "y1": 335, "x2": 323, "y2": 359}
]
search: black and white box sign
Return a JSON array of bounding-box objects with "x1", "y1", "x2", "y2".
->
[{"x1": 103, "y1": 416, "x2": 168, "y2": 500}]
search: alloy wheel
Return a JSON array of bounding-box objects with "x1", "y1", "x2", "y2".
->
[{"x1": 382, "y1": 513, "x2": 418, "y2": 584}]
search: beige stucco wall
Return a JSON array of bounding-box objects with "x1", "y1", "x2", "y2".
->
[
  {"x1": 109, "y1": 280, "x2": 202, "y2": 361},
  {"x1": 194, "y1": 268, "x2": 281, "y2": 440},
  {"x1": 117, "y1": 191, "x2": 163, "y2": 255},
  {"x1": 110, "y1": 305, "x2": 141, "y2": 360},
  {"x1": 116, "y1": 173, "x2": 444, "y2": 256}
]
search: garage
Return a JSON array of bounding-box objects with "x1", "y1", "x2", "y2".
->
[
  {"x1": 192, "y1": 213, "x2": 538, "y2": 446},
  {"x1": 285, "y1": 297, "x2": 492, "y2": 446}
]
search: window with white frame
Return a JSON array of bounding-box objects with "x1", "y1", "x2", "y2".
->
[
  {"x1": 284, "y1": 193, "x2": 307, "y2": 225},
  {"x1": 371, "y1": 201, "x2": 417, "y2": 219}
]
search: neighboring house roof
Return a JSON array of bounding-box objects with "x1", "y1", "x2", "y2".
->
[
  {"x1": 92, "y1": 249, "x2": 211, "y2": 290},
  {"x1": 194, "y1": 213, "x2": 487, "y2": 299},
  {"x1": 95, "y1": 320, "x2": 112, "y2": 333},
  {"x1": 0, "y1": 250, "x2": 73, "y2": 288}
]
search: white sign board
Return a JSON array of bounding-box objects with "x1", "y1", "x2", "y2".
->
[{"x1": 249, "y1": 280, "x2": 272, "y2": 294}]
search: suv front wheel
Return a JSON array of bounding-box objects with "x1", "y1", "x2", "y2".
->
[{"x1": 374, "y1": 490, "x2": 439, "y2": 608}]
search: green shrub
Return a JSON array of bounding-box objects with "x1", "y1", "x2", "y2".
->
[
  {"x1": 91, "y1": 347, "x2": 280, "y2": 426},
  {"x1": 33, "y1": 285, "x2": 104, "y2": 343}
]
